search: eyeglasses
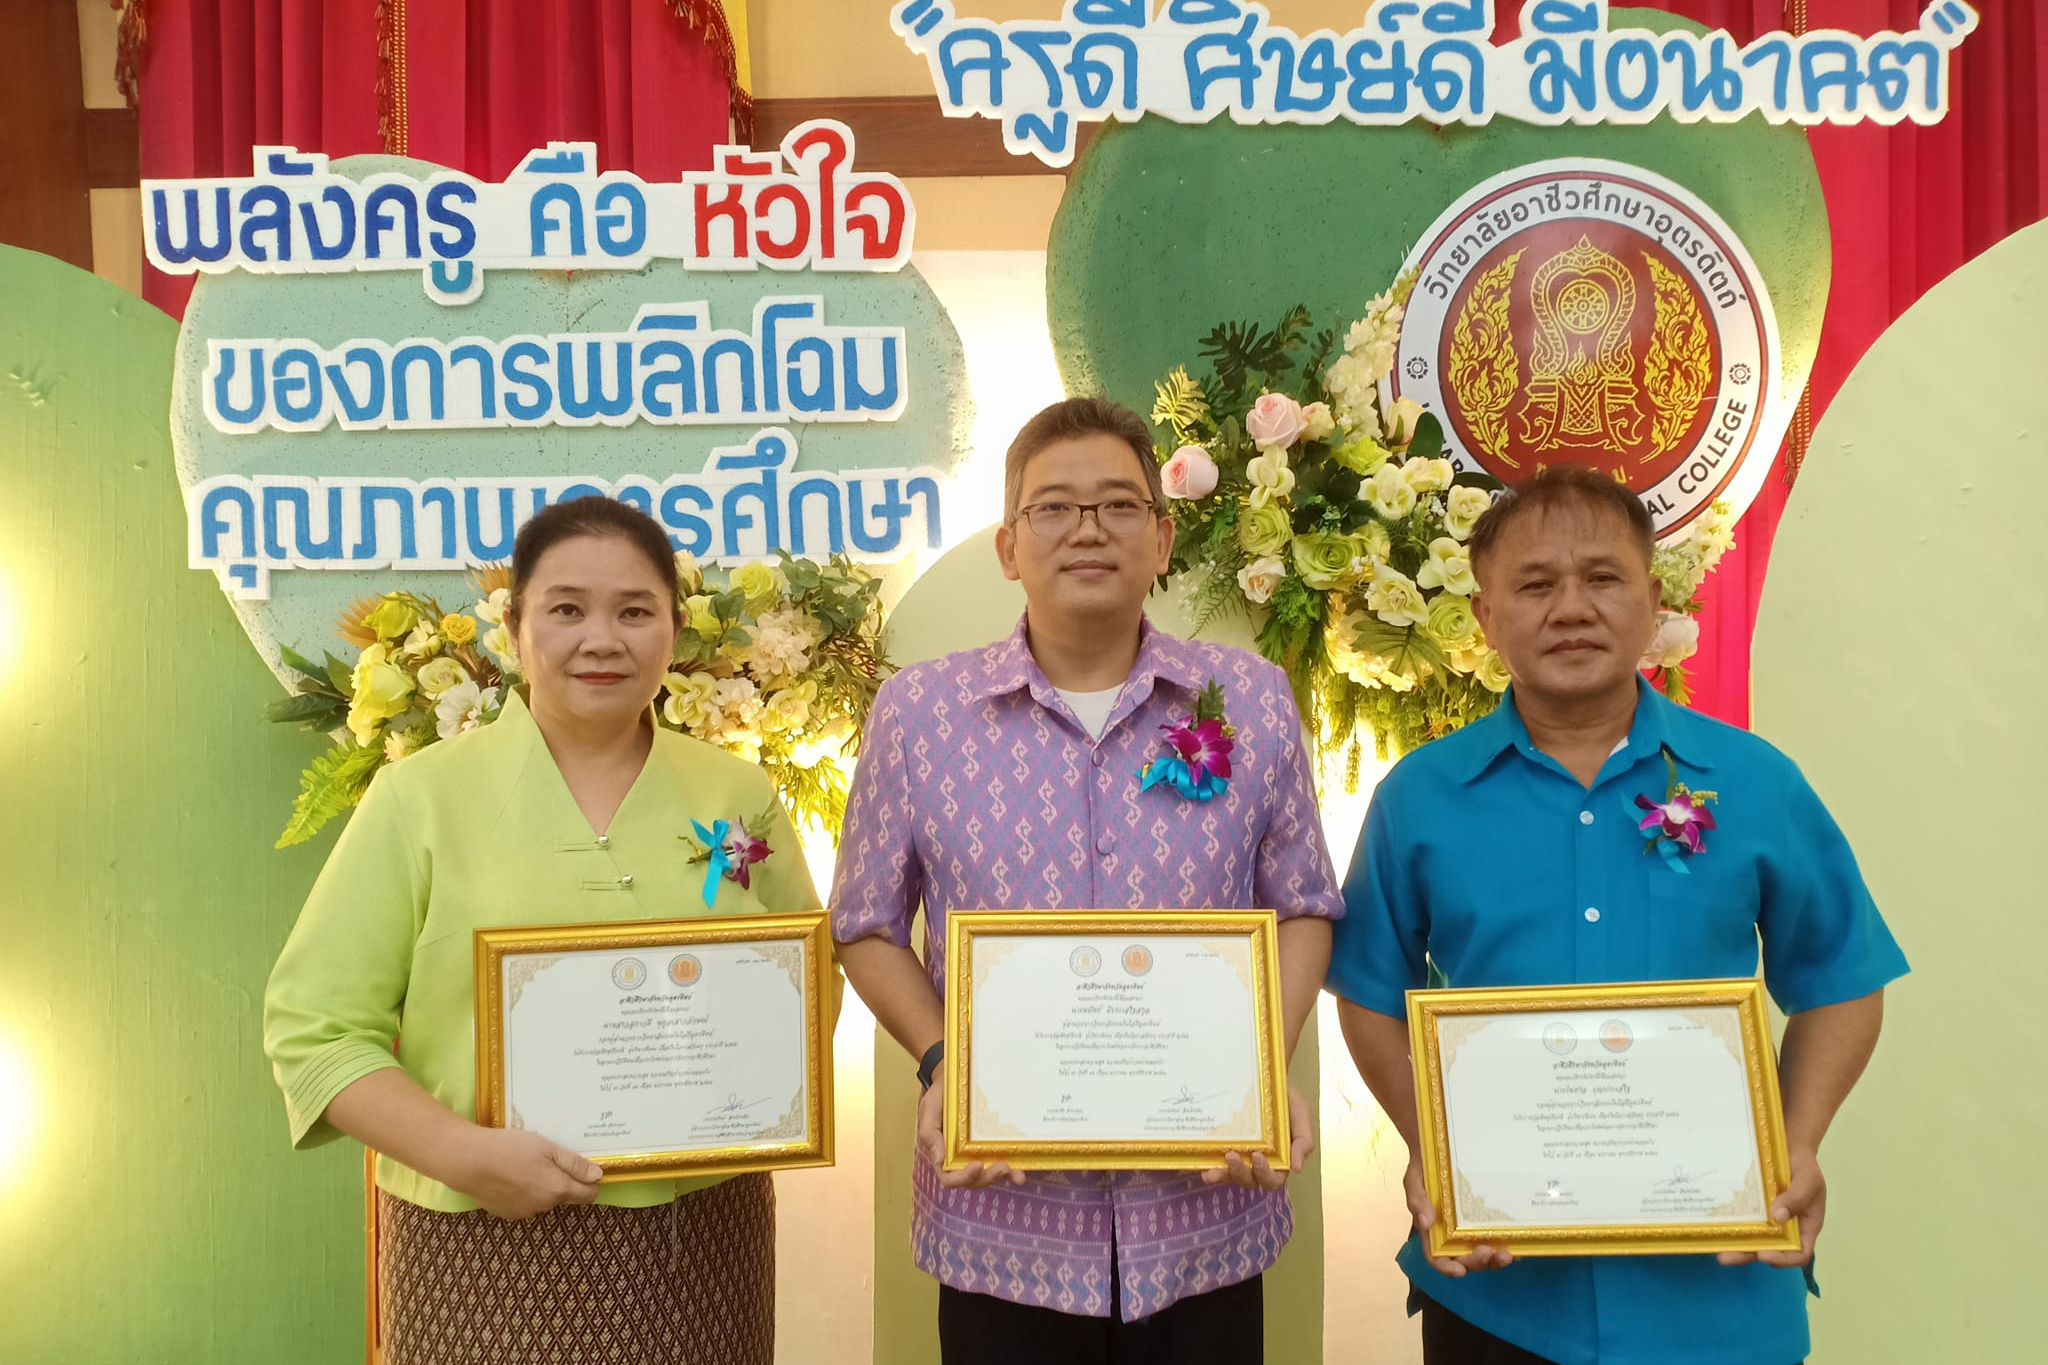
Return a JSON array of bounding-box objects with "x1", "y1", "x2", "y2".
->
[{"x1": 1013, "y1": 499, "x2": 1159, "y2": 539}]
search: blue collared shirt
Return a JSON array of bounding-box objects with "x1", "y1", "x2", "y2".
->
[{"x1": 1328, "y1": 677, "x2": 1908, "y2": 1365}]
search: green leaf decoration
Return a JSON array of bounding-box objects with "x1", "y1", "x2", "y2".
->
[
  {"x1": 1407, "y1": 411, "x2": 1445, "y2": 462},
  {"x1": 264, "y1": 691, "x2": 348, "y2": 728},
  {"x1": 275, "y1": 741, "x2": 384, "y2": 849}
]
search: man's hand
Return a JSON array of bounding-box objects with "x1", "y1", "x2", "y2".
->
[
  {"x1": 1405, "y1": 1160, "x2": 1513, "y2": 1277},
  {"x1": 1203, "y1": 1082, "x2": 1314, "y2": 1190},
  {"x1": 452, "y1": 1126, "x2": 604, "y2": 1221},
  {"x1": 1719, "y1": 1149, "x2": 1825, "y2": 1268},
  {"x1": 916, "y1": 1077, "x2": 1026, "y2": 1188}
]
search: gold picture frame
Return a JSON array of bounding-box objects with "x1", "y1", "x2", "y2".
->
[
  {"x1": 474, "y1": 912, "x2": 834, "y2": 1180},
  {"x1": 1408, "y1": 977, "x2": 1801, "y2": 1258},
  {"x1": 944, "y1": 909, "x2": 1290, "y2": 1171}
]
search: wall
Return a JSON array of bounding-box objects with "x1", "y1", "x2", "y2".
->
[
  {"x1": 1751, "y1": 217, "x2": 2048, "y2": 1361},
  {"x1": 0, "y1": 248, "x2": 361, "y2": 1361}
]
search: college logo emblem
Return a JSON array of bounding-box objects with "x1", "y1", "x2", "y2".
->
[{"x1": 1394, "y1": 159, "x2": 1785, "y2": 537}]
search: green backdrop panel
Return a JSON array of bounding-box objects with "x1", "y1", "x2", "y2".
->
[
  {"x1": 0, "y1": 245, "x2": 360, "y2": 1362},
  {"x1": 1753, "y1": 218, "x2": 2048, "y2": 1362}
]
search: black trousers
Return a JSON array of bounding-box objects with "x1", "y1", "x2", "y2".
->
[
  {"x1": 1420, "y1": 1295, "x2": 1805, "y2": 1365},
  {"x1": 938, "y1": 1276, "x2": 1264, "y2": 1365}
]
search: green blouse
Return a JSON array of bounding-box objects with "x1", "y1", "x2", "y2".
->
[{"x1": 263, "y1": 691, "x2": 822, "y2": 1212}]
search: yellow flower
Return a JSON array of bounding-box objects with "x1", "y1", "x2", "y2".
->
[
  {"x1": 731, "y1": 562, "x2": 784, "y2": 613},
  {"x1": 1443, "y1": 486, "x2": 1493, "y2": 541},
  {"x1": 1477, "y1": 649, "x2": 1513, "y2": 693},
  {"x1": 473, "y1": 587, "x2": 511, "y2": 626},
  {"x1": 760, "y1": 680, "x2": 819, "y2": 734},
  {"x1": 1331, "y1": 436, "x2": 1390, "y2": 477},
  {"x1": 1366, "y1": 464, "x2": 1418, "y2": 520},
  {"x1": 347, "y1": 643, "x2": 416, "y2": 744},
  {"x1": 1292, "y1": 532, "x2": 1362, "y2": 591},
  {"x1": 684, "y1": 594, "x2": 723, "y2": 637},
  {"x1": 439, "y1": 612, "x2": 477, "y2": 645},
  {"x1": 1425, "y1": 593, "x2": 1480, "y2": 649},
  {"x1": 1416, "y1": 537, "x2": 1478, "y2": 596},
  {"x1": 673, "y1": 549, "x2": 705, "y2": 596},
  {"x1": 415, "y1": 657, "x2": 472, "y2": 699},
  {"x1": 661, "y1": 671, "x2": 718, "y2": 731},
  {"x1": 1365, "y1": 564, "x2": 1428, "y2": 628},
  {"x1": 1237, "y1": 502, "x2": 1293, "y2": 558},
  {"x1": 362, "y1": 595, "x2": 420, "y2": 642}
]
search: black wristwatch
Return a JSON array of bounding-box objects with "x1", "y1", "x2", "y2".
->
[{"x1": 916, "y1": 1039, "x2": 946, "y2": 1091}]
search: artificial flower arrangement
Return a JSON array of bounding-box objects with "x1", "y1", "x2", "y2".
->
[
  {"x1": 266, "y1": 551, "x2": 890, "y2": 848},
  {"x1": 1149, "y1": 279, "x2": 1736, "y2": 779}
]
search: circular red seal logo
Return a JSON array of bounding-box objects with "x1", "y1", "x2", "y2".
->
[{"x1": 1394, "y1": 160, "x2": 1786, "y2": 537}]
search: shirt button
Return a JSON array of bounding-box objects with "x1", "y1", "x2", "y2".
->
[
  {"x1": 597, "y1": 834, "x2": 610, "y2": 847},
  {"x1": 1092, "y1": 750, "x2": 1106, "y2": 768},
  {"x1": 1584, "y1": 906, "x2": 1600, "y2": 923},
  {"x1": 619, "y1": 874, "x2": 635, "y2": 888},
  {"x1": 1578, "y1": 811, "x2": 1594, "y2": 826},
  {"x1": 1096, "y1": 834, "x2": 1116, "y2": 856}
]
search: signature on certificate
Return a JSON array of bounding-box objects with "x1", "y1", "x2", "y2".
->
[
  {"x1": 1653, "y1": 1165, "x2": 1716, "y2": 1191},
  {"x1": 711, "y1": 1092, "x2": 772, "y2": 1117},
  {"x1": 1162, "y1": 1085, "x2": 1226, "y2": 1110}
]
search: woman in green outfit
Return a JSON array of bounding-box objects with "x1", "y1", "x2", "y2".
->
[{"x1": 263, "y1": 497, "x2": 818, "y2": 1365}]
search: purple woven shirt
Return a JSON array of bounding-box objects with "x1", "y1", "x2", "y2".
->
[{"x1": 831, "y1": 616, "x2": 1344, "y2": 1320}]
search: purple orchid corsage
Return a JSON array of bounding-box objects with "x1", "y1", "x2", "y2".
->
[
  {"x1": 1633, "y1": 749, "x2": 1718, "y2": 874},
  {"x1": 1138, "y1": 678, "x2": 1235, "y2": 803},
  {"x1": 680, "y1": 808, "x2": 775, "y2": 905}
]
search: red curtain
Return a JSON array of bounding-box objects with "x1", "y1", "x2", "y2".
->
[
  {"x1": 123, "y1": 0, "x2": 737, "y2": 317},
  {"x1": 123, "y1": 0, "x2": 384, "y2": 318},
  {"x1": 401, "y1": 0, "x2": 734, "y2": 183},
  {"x1": 1646, "y1": 1, "x2": 2047, "y2": 726}
]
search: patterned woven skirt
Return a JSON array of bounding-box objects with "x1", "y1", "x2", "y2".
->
[{"x1": 376, "y1": 1174, "x2": 774, "y2": 1365}]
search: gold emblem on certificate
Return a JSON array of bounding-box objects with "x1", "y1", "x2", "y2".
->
[
  {"x1": 474, "y1": 913, "x2": 834, "y2": 1180},
  {"x1": 942, "y1": 910, "x2": 1289, "y2": 1171},
  {"x1": 1408, "y1": 978, "x2": 1801, "y2": 1257}
]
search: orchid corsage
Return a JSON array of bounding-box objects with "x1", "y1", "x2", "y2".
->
[
  {"x1": 1138, "y1": 679, "x2": 1235, "y2": 803},
  {"x1": 679, "y1": 807, "x2": 776, "y2": 905},
  {"x1": 1633, "y1": 749, "x2": 1717, "y2": 874}
]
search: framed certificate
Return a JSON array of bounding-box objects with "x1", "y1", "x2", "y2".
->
[
  {"x1": 1408, "y1": 978, "x2": 1801, "y2": 1257},
  {"x1": 474, "y1": 912, "x2": 833, "y2": 1180},
  {"x1": 943, "y1": 910, "x2": 1290, "y2": 1170}
]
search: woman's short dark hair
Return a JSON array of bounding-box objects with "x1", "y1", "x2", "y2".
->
[
  {"x1": 1466, "y1": 466, "x2": 1655, "y2": 585},
  {"x1": 508, "y1": 496, "x2": 681, "y2": 621},
  {"x1": 1004, "y1": 396, "x2": 1164, "y2": 518}
]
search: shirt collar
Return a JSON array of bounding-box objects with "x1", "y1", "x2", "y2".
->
[
  {"x1": 1452, "y1": 674, "x2": 1717, "y2": 783},
  {"x1": 966, "y1": 614, "x2": 1208, "y2": 703}
]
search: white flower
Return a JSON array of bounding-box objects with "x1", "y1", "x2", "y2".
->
[
  {"x1": 434, "y1": 681, "x2": 500, "y2": 739},
  {"x1": 1366, "y1": 463, "x2": 1418, "y2": 520},
  {"x1": 1415, "y1": 537, "x2": 1478, "y2": 596},
  {"x1": 399, "y1": 620, "x2": 441, "y2": 659},
  {"x1": 673, "y1": 549, "x2": 704, "y2": 595},
  {"x1": 1323, "y1": 353, "x2": 1378, "y2": 431},
  {"x1": 1443, "y1": 485, "x2": 1493, "y2": 540},
  {"x1": 745, "y1": 605, "x2": 823, "y2": 684},
  {"x1": 1246, "y1": 450, "x2": 1296, "y2": 509},
  {"x1": 481, "y1": 623, "x2": 519, "y2": 671},
  {"x1": 1365, "y1": 564, "x2": 1429, "y2": 628},
  {"x1": 1299, "y1": 401, "x2": 1337, "y2": 442},
  {"x1": 1381, "y1": 395, "x2": 1426, "y2": 448},
  {"x1": 1236, "y1": 555, "x2": 1287, "y2": 605},
  {"x1": 383, "y1": 729, "x2": 423, "y2": 763},
  {"x1": 760, "y1": 681, "x2": 819, "y2": 734},
  {"x1": 1327, "y1": 608, "x2": 1423, "y2": 693},
  {"x1": 1344, "y1": 289, "x2": 1405, "y2": 381},
  {"x1": 473, "y1": 587, "x2": 511, "y2": 626},
  {"x1": 1641, "y1": 609, "x2": 1702, "y2": 669}
]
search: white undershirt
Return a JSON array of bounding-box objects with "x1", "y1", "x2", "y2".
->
[{"x1": 1055, "y1": 685, "x2": 1124, "y2": 740}]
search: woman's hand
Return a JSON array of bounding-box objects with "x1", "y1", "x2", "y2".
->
[{"x1": 451, "y1": 1126, "x2": 605, "y2": 1220}]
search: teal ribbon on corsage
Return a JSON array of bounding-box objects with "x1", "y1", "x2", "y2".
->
[{"x1": 690, "y1": 817, "x2": 735, "y2": 906}]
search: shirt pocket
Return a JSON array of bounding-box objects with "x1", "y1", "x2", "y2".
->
[{"x1": 1643, "y1": 861, "x2": 1765, "y2": 977}]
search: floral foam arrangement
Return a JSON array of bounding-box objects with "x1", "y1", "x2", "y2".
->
[
  {"x1": 1149, "y1": 279, "x2": 1737, "y2": 778},
  {"x1": 266, "y1": 551, "x2": 890, "y2": 848}
]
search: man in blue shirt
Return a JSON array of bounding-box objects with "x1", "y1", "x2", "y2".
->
[{"x1": 1327, "y1": 468, "x2": 1907, "y2": 1365}]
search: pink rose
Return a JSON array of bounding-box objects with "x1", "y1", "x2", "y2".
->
[
  {"x1": 1160, "y1": 444, "x2": 1220, "y2": 500},
  {"x1": 1245, "y1": 392, "x2": 1307, "y2": 450}
]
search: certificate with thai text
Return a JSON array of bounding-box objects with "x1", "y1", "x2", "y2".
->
[
  {"x1": 474, "y1": 913, "x2": 833, "y2": 1180},
  {"x1": 943, "y1": 910, "x2": 1289, "y2": 1170},
  {"x1": 1408, "y1": 978, "x2": 1801, "y2": 1257}
]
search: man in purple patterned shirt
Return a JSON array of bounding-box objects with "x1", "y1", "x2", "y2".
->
[{"x1": 832, "y1": 397, "x2": 1345, "y2": 1363}]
